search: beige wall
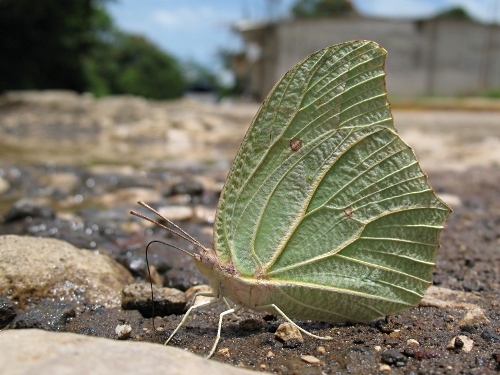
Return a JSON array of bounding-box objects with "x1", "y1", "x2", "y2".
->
[{"x1": 239, "y1": 17, "x2": 500, "y2": 99}]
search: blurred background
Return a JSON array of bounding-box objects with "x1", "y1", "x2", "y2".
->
[{"x1": 1, "y1": 0, "x2": 499, "y2": 101}]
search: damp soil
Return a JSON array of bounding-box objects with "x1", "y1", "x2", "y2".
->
[
  {"x1": 1, "y1": 94, "x2": 499, "y2": 374},
  {"x1": 61, "y1": 166, "x2": 500, "y2": 375}
]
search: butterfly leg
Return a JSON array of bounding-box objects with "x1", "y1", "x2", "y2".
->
[
  {"x1": 256, "y1": 304, "x2": 333, "y2": 340},
  {"x1": 206, "y1": 304, "x2": 243, "y2": 359},
  {"x1": 165, "y1": 292, "x2": 219, "y2": 346},
  {"x1": 222, "y1": 297, "x2": 240, "y2": 319}
]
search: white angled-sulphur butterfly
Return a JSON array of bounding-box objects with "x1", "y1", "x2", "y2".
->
[{"x1": 132, "y1": 40, "x2": 451, "y2": 358}]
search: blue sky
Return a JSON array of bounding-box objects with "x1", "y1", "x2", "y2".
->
[{"x1": 107, "y1": 0, "x2": 500, "y2": 69}]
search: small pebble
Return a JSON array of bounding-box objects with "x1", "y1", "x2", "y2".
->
[
  {"x1": 406, "y1": 339, "x2": 420, "y2": 346},
  {"x1": 316, "y1": 346, "x2": 326, "y2": 355},
  {"x1": 266, "y1": 350, "x2": 275, "y2": 358},
  {"x1": 274, "y1": 322, "x2": 304, "y2": 342},
  {"x1": 459, "y1": 308, "x2": 490, "y2": 327},
  {"x1": 381, "y1": 349, "x2": 407, "y2": 367},
  {"x1": 259, "y1": 364, "x2": 266, "y2": 370},
  {"x1": 379, "y1": 364, "x2": 391, "y2": 372},
  {"x1": 217, "y1": 347, "x2": 230, "y2": 357},
  {"x1": 374, "y1": 345, "x2": 382, "y2": 351},
  {"x1": 300, "y1": 355, "x2": 321, "y2": 364},
  {"x1": 115, "y1": 324, "x2": 132, "y2": 339},
  {"x1": 447, "y1": 335, "x2": 474, "y2": 352}
]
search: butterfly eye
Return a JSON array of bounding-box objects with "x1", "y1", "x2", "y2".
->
[{"x1": 289, "y1": 138, "x2": 302, "y2": 152}]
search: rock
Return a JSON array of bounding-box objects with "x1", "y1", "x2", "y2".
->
[
  {"x1": 381, "y1": 349, "x2": 407, "y2": 367},
  {"x1": 0, "y1": 235, "x2": 133, "y2": 308},
  {"x1": 480, "y1": 330, "x2": 500, "y2": 343},
  {"x1": 185, "y1": 285, "x2": 213, "y2": 305},
  {"x1": 12, "y1": 300, "x2": 75, "y2": 331},
  {"x1": 0, "y1": 176, "x2": 9, "y2": 194},
  {"x1": 0, "y1": 329, "x2": 258, "y2": 375},
  {"x1": 4, "y1": 198, "x2": 55, "y2": 222},
  {"x1": 420, "y1": 286, "x2": 483, "y2": 312},
  {"x1": 437, "y1": 193, "x2": 462, "y2": 208},
  {"x1": 413, "y1": 349, "x2": 444, "y2": 360},
  {"x1": 379, "y1": 364, "x2": 391, "y2": 372},
  {"x1": 406, "y1": 339, "x2": 420, "y2": 346},
  {"x1": 459, "y1": 308, "x2": 490, "y2": 327},
  {"x1": 274, "y1": 322, "x2": 304, "y2": 343},
  {"x1": 39, "y1": 172, "x2": 80, "y2": 194},
  {"x1": 157, "y1": 205, "x2": 194, "y2": 221},
  {"x1": 122, "y1": 282, "x2": 186, "y2": 317},
  {"x1": 447, "y1": 335, "x2": 474, "y2": 352},
  {"x1": 193, "y1": 205, "x2": 216, "y2": 224},
  {"x1": 166, "y1": 268, "x2": 206, "y2": 291},
  {"x1": 170, "y1": 180, "x2": 204, "y2": 196},
  {"x1": 316, "y1": 346, "x2": 326, "y2": 355},
  {"x1": 96, "y1": 188, "x2": 163, "y2": 207},
  {"x1": 115, "y1": 324, "x2": 133, "y2": 339},
  {"x1": 300, "y1": 355, "x2": 321, "y2": 364},
  {"x1": 217, "y1": 347, "x2": 230, "y2": 357},
  {"x1": 0, "y1": 295, "x2": 17, "y2": 328},
  {"x1": 117, "y1": 250, "x2": 172, "y2": 280}
]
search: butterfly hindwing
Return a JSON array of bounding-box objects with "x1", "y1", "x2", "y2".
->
[{"x1": 214, "y1": 40, "x2": 451, "y2": 319}]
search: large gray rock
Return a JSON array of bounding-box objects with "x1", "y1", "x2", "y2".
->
[
  {"x1": 0, "y1": 235, "x2": 133, "y2": 308},
  {"x1": 0, "y1": 329, "x2": 259, "y2": 375}
]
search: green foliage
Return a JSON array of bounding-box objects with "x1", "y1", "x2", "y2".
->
[
  {"x1": 0, "y1": 0, "x2": 102, "y2": 92},
  {"x1": 291, "y1": 0, "x2": 354, "y2": 18},
  {"x1": 481, "y1": 88, "x2": 500, "y2": 98},
  {"x1": 86, "y1": 32, "x2": 185, "y2": 99},
  {"x1": 435, "y1": 6, "x2": 474, "y2": 21},
  {"x1": 0, "y1": 0, "x2": 186, "y2": 99}
]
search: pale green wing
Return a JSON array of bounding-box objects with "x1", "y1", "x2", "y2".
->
[{"x1": 214, "y1": 40, "x2": 451, "y2": 320}]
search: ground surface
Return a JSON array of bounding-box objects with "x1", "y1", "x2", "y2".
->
[{"x1": 0, "y1": 93, "x2": 499, "y2": 374}]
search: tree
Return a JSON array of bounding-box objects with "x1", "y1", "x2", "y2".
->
[
  {"x1": 0, "y1": 0, "x2": 186, "y2": 99},
  {"x1": 435, "y1": 6, "x2": 474, "y2": 21},
  {"x1": 291, "y1": 0, "x2": 354, "y2": 18},
  {"x1": 0, "y1": 0, "x2": 106, "y2": 92}
]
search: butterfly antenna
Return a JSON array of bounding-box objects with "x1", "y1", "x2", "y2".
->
[{"x1": 130, "y1": 201, "x2": 207, "y2": 251}]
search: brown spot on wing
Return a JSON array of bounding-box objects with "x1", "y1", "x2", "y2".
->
[
  {"x1": 289, "y1": 138, "x2": 302, "y2": 152},
  {"x1": 343, "y1": 207, "x2": 354, "y2": 218}
]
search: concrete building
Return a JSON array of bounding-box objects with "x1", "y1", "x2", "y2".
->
[{"x1": 234, "y1": 15, "x2": 500, "y2": 99}]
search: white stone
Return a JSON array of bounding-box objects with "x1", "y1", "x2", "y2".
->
[
  {"x1": 0, "y1": 176, "x2": 10, "y2": 194},
  {"x1": 0, "y1": 329, "x2": 257, "y2": 375},
  {"x1": 446, "y1": 335, "x2": 474, "y2": 352},
  {"x1": 115, "y1": 324, "x2": 132, "y2": 339},
  {"x1": 437, "y1": 193, "x2": 462, "y2": 209},
  {"x1": 157, "y1": 205, "x2": 194, "y2": 221},
  {"x1": 300, "y1": 355, "x2": 321, "y2": 364}
]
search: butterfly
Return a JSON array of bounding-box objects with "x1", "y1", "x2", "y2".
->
[{"x1": 132, "y1": 40, "x2": 452, "y2": 358}]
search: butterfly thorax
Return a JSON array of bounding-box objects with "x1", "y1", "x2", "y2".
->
[{"x1": 194, "y1": 249, "x2": 275, "y2": 311}]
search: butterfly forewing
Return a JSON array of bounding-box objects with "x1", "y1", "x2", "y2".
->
[{"x1": 214, "y1": 40, "x2": 451, "y2": 320}]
